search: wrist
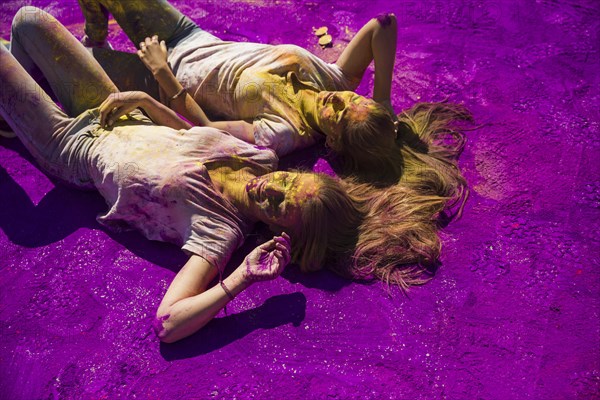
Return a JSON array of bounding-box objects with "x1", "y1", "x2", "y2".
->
[
  {"x1": 227, "y1": 267, "x2": 252, "y2": 294},
  {"x1": 152, "y1": 64, "x2": 172, "y2": 80}
]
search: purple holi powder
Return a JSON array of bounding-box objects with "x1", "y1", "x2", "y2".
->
[
  {"x1": 0, "y1": 0, "x2": 598, "y2": 399},
  {"x1": 312, "y1": 158, "x2": 337, "y2": 178}
]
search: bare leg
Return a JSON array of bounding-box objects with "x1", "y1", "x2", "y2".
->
[
  {"x1": 78, "y1": 0, "x2": 110, "y2": 45},
  {"x1": 335, "y1": 14, "x2": 398, "y2": 104},
  {"x1": 91, "y1": 48, "x2": 160, "y2": 100},
  {"x1": 2, "y1": 7, "x2": 120, "y2": 186},
  {"x1": 10, "y1": 7, "x2": 118, "y2": 117},
  {"x1": 78, "y1": 0, "x2": 188, "y2": 47},
  {"x1": 77, "y1": 0, "x2": 193, "y2": 98},
  {"x1": 0, "y1": 44, "x2": 74, "y2": 180}
]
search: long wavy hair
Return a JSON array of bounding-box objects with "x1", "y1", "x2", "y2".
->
[
  {"x1": 291, "y1": 174, "x2": 363, "y2": 273},
  {"x1": 326, "y1": 101, "x2": 403, "y2": 185},
  {"x1": 332, "y1": 101, "x2": 473, "y2": 290}
]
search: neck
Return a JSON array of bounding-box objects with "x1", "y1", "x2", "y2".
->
[
  {"x1": 207, "y1": 166, "x2": 258, "y2": 222},
  {"x1": 298, "y1": 89, "x2": 323, "y2": 133}
]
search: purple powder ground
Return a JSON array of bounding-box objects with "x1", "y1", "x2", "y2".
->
[{"x1": 1, "y1": 0, "x2": 599, "y2": 399}]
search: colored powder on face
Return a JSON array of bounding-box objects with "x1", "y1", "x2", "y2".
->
[{"x1": 1, "y1": 0, "x2": 598, "y2": 399}]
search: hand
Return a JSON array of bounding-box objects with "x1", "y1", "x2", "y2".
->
[
  {"x1": 242, "y1": 233, "x2": 291, "y2": 283},
  {"x1": 137, "y1": 35, "x2": 169, "y2": 76},
  {"x1": 98, "y1": 91, "x2": 149, "y2": 128}
]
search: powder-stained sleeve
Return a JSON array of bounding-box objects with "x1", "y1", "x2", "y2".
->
[
  {"x1": 182, "y1": 214, "x2": 243, "y2": 272},
  {"x1": 253, "y1": 113, "x2": 321, "y2": 157},
  {"x1": 89, "y1": 125, "x2": 277, "y2": 274},
  {"x1": 253, "y1": 114, "x2": 298, "y2": 156}
]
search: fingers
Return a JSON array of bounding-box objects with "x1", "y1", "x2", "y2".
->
[
  {"x1": 274, "y1": 232, "x2": 291, "y2": 247},
  {"x1": 140, "y1": 36, "x2": 161, "y2": 49},
  {"x1": 246, "y1": 232, "x2": 292, "y2": 281},
  {"x1": 274, "y1": 232, "x2": 291, "y2": 251},
  {"x1": 271, "y1": 249, "x2": 287, "y2": 277},
  {"x1": 98, "y1": 93, "x2": 135, "y2": 128},
  {"x1": 100, "y1": 105, "x2": 122, "y2": 128},
  {"x1": 140, "y1": 37, "x2": 153, "y2": 51},
  {"x1": 274, "y1": 244, "x2": 291, "y2": 266},
  {"x1": 99, "y1": 94, "x2": 124, "y2": 128},
  {"x1": 108, "y1": 106, "x2": 127, "y2": 127},
  {"x1": 258, "y1": 238, "x2": 277, "y2": 251},
  {"x1": 273, "y1": 232, "x2": 291, "y2": 266},
  {"x1": 259, "y1": 233, "x2": 291, "y2": 253},
  {"x1": 98, "y1": 95, "x2": 113, "y2": 128},
  {"x1": 280, "y1": 232, "x2": 291, "y2": 241},
  {"x1": 137, "y1": 36, "x2": 167, "y2": 71}
]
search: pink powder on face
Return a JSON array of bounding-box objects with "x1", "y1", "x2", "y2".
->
[{"x1": 2, "y1": 1, "x2": 598, "y2": 399}]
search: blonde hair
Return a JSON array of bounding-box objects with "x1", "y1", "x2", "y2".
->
[
  {"x1": 336, "y1": 101, "x2": 473, "y2": 290},
  {"x1": 291, "y1": 174, "x2": 363, "y2": 273},
  {"x1": 327, "y1": 101, "x2": 403, "y2": 185}
]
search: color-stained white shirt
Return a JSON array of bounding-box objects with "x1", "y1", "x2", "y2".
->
[
  {"x1": 88, "y1": 116, "x2": 277, "y2": 271},
  {"x1": 168, "y1": 30, "x2": 353, "y2": 156}
]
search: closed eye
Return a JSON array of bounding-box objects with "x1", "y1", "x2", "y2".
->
[
  {"x1": 269, "y1": 193, "x2": 284, "y2": 204},
  {"x1": 332, "y1": 101, "x2": 345, "y2": 112}
]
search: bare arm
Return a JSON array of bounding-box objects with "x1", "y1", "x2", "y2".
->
[
  {"x1": 98, "y1": 91, "x2": 191, "y2": 130},
  {"x1": 138, "y1": 36, "x2": 256, "y2": 143},
  {"x1": 155, "y1": 234, "x2": 291, "y2": 343},
  {"x1": 335, "y1": 14, "x2": 398, "y2": 106},
  {"x1": 154, "y1": 254, "x2": 241, "y2": 343}
]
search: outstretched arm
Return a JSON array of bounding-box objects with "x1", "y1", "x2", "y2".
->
[
  {"x1": 138, "y1": 36, "x2": 256, "y2": 143},
  {"x1": 155, "y1": 234, "x2": 291, "y2": 343},
  {"x1": 335, "y1": 14, "x2": 398, "y2": 108}
]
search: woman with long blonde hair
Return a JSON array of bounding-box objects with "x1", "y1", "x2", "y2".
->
[{"x1": 1, "y1": 7, "x2": 363, "y2": 343}]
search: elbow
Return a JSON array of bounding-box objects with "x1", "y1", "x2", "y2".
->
[
  {"x1": 375, "y1": 13, "x2": 397, "y2": 30},
  {"x1": 152, "y1": 311, "x2": 210, "y2": 343},
  {"x1": 153, "y1": 313, "x2": 179, "y2": 343},
  {"x1": 159, "y1": 333, "x2": 179, "y2": 344}
]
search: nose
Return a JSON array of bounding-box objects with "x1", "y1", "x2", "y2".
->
[
  {"x1": 264, "y1": 183, "x2": 285, "y2": 199},
  {"x1": 331, "y1": 94, "x2": 345, "y2": 111},
  {"x1": 331, "y1": 93, "x2": 342, "y2": 103}
]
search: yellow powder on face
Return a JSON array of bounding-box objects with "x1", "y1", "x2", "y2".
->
[
  {"x1": 346, "y1": 97, "x2": 375, "y2": 123},
  {"x1": 286, "y1": 174, "x2": 319, "y2": 208}
]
